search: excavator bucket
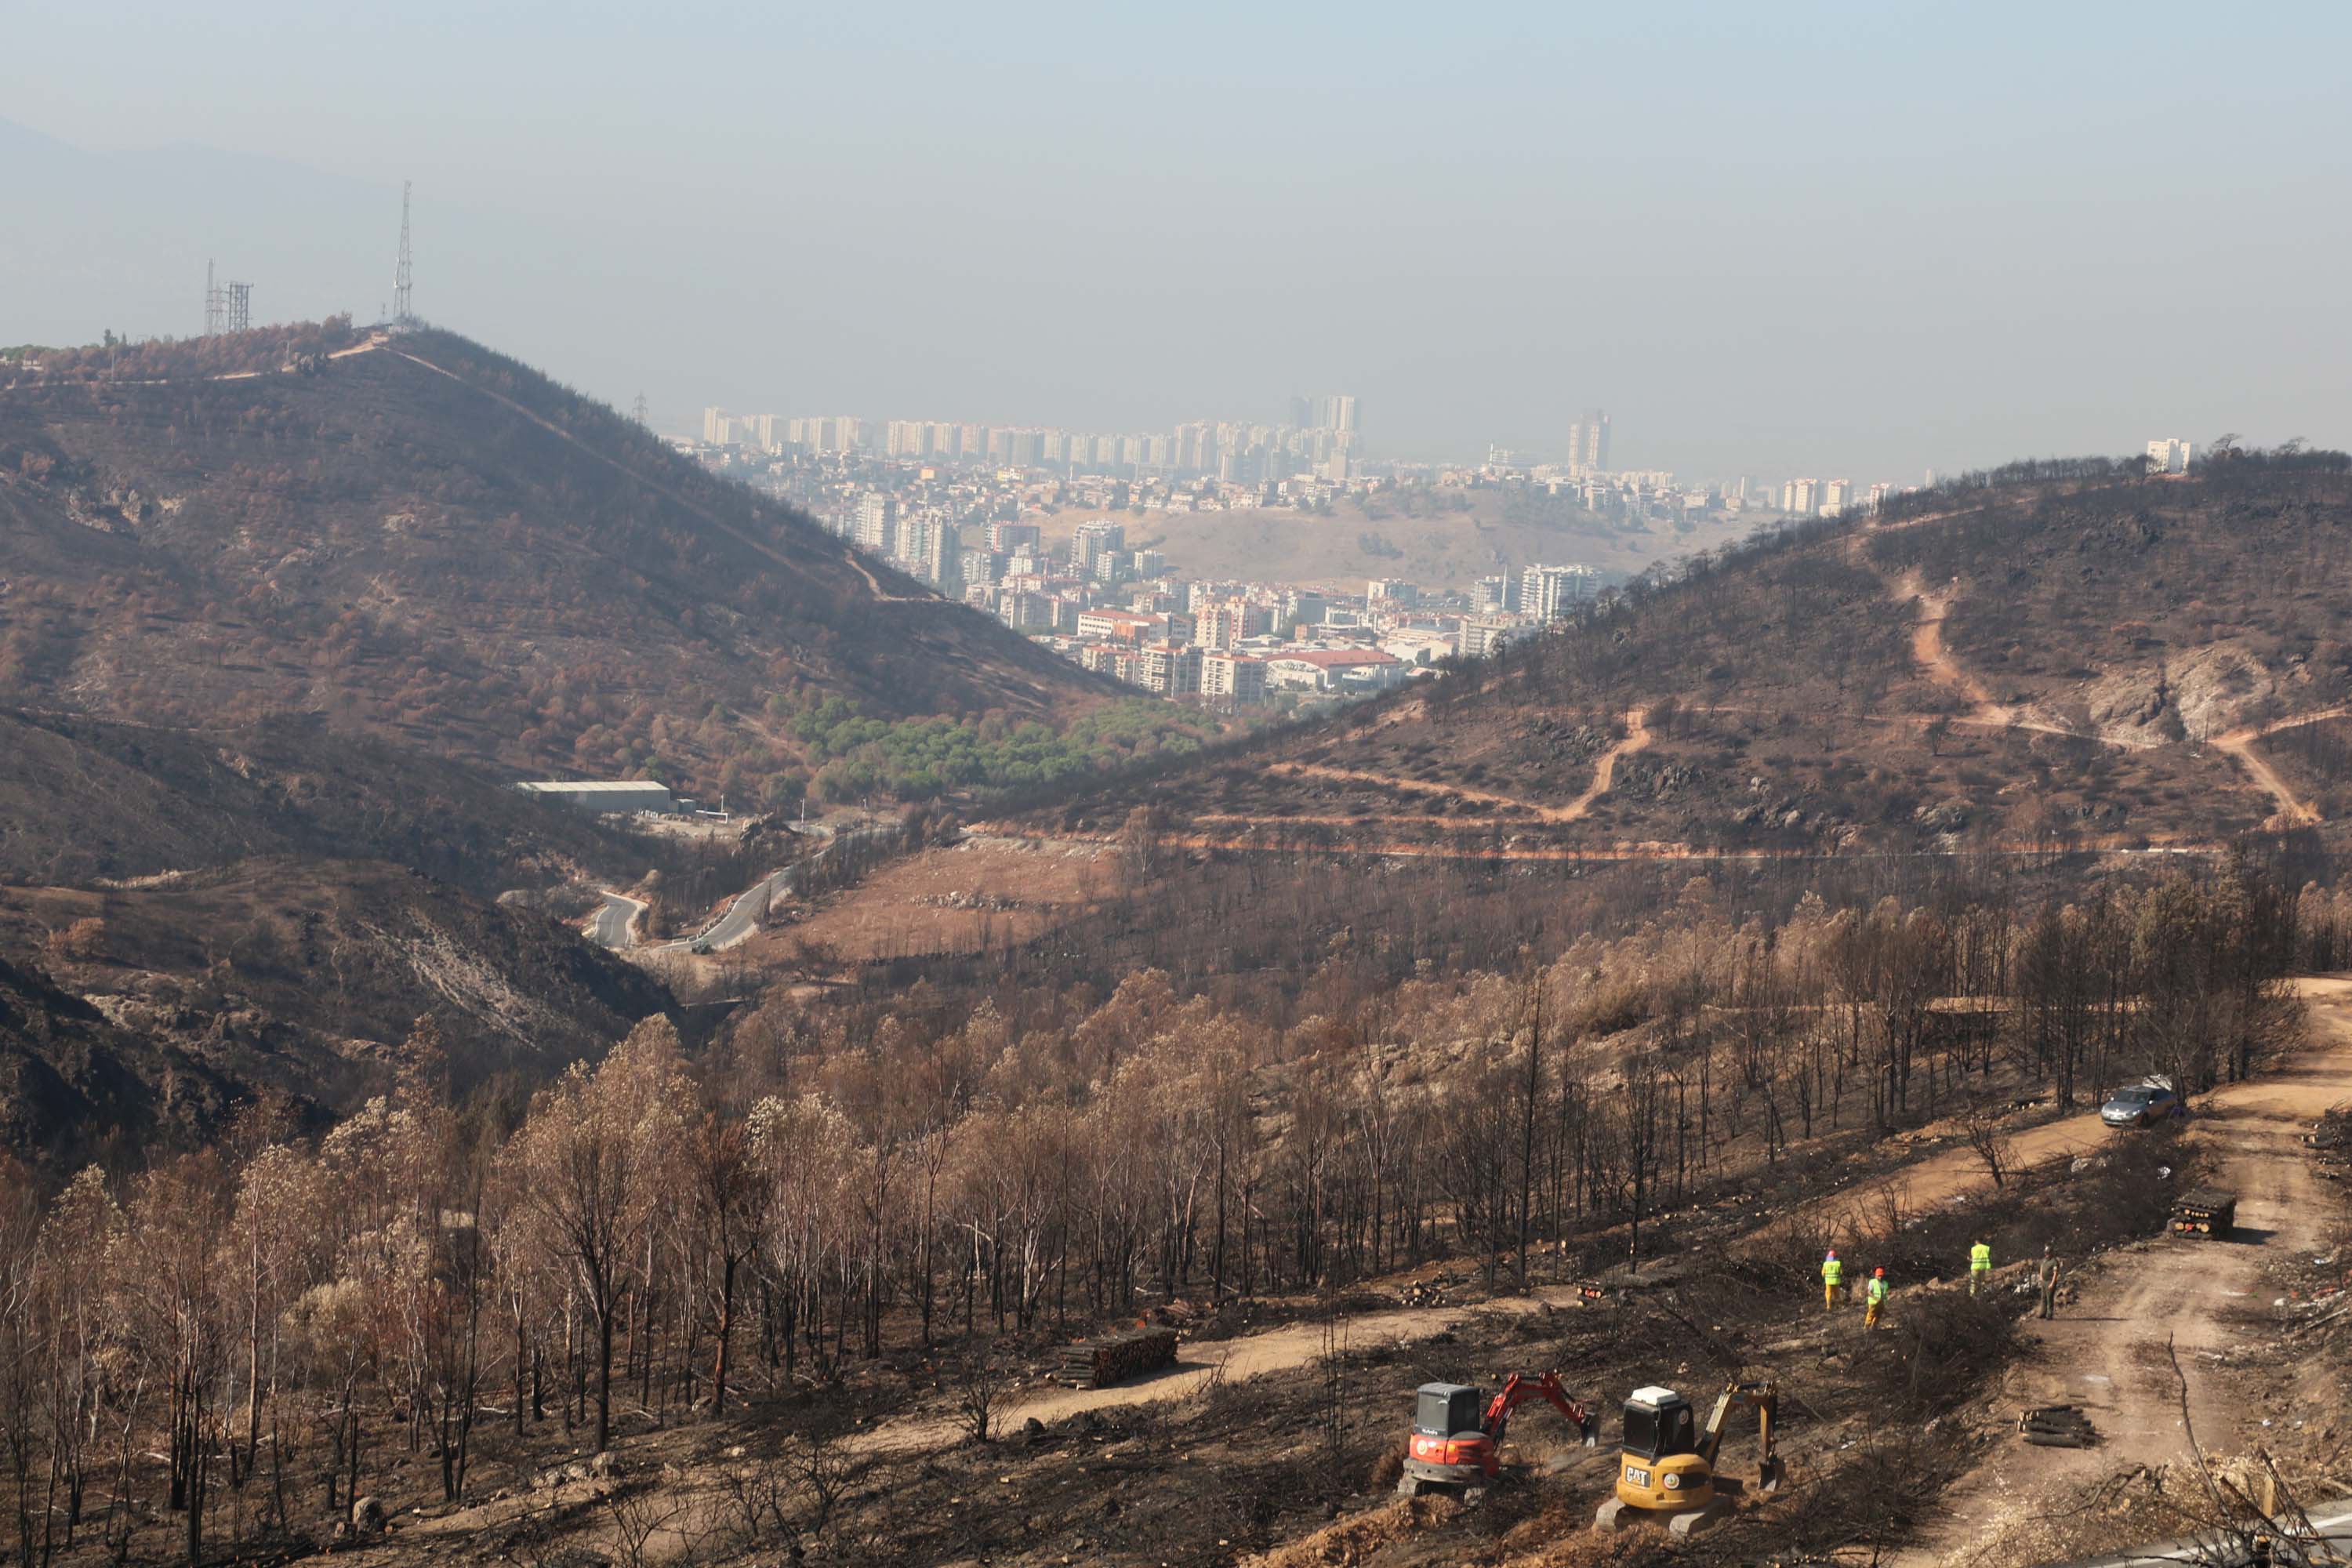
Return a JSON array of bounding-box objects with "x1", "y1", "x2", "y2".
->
[{"x1": 1759, "y1": 1455, "x2": 1784, "y2": 1493}]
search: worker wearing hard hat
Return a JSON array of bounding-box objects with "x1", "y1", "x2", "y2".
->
[
  {"x1": 1821, "y1": 1249, "x2": 1844, "y2": 1311},
  {"x1": 1864, "y1": 1267, "x2": 1889, "y2": 1330},
  {"x1": 1969, "y1": 1239, "x2": 1993, "y2": 1297}
]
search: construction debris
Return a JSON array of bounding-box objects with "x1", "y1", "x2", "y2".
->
[{"x1": 2020, "y1": 1404, "x2": 2097, "y2": 1449}]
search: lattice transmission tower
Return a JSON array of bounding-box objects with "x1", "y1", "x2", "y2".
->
[
  {"x1": 204, "y1": 260, "x2": 252, "y2": 336},
  {"x1": 632, "y1": 392, "x2": 650, "y2": 427},
  {"x1": 392, "y1": 181, "x2": 414, "y2": 323}
]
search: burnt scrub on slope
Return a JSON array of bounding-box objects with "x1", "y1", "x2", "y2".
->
[
  {"x1": 1044, "y1": 457, "x2": 2352, "y2": 857},
  {"x1": 0, "y1": 324, "x2": 1116, "y2": 803},
  {"x1": 0, "y1": 708, "x2": 670, "y2": 894},
  {"x1": 0, "y1": 858, "x2": 677, "y2": 1165},
  {"x1": 0, "y1": 950, "x2": 238, "y2": 1166}
]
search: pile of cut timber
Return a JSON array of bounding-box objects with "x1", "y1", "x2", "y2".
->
[
  {"x1": 1055, "y1": 1327, "x2": 1178, "y2": 1388},
  {"x1": 2020, "y1": 1405, "x2": 2096, "y2": 1448}
]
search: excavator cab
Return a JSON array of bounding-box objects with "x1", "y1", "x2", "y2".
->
[
  {"x1": 1611, "y1": 1386, "x2": 1717, "y2": 1515},
  {"x1": 1417, "y1": 1384, "x2": 1486, "y2": 1443}
]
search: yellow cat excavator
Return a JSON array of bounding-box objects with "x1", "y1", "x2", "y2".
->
[{"x1": 1594, "y1": 1379, "x2": 1783, "y2": 1537}]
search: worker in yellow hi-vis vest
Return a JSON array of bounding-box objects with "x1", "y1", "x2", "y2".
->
[
  {"x1": 1969, "y1": 1239, "x2": 1993, "y2": 1296},
  {"x1": 1821, "y1": 1249, "x2": 1844, "y2": 1311},
  {"x1": 1864, "y1": 1267, "x2": 1889, "y2": 1330}
]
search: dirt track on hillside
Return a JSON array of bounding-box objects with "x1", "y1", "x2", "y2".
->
[
  {"x1": 1891, "y1": 976, "x2": 2352, "y2": 1566},
  {"x1": 1259, "y1": 709, "x2": 1651, "y2": 829},
  {"x1": 853, "y1": 1284, "x2": 1598, "y2": 1457},
  {"x1": 2207, "y1": 706, "x2": 2350, "y2": 829}
]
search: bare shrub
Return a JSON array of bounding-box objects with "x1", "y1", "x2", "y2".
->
[
  {"x1": 598, "y1": 1482, "x2": 692, "y2": 1568},
  {"x1": 956, "y1": 1348, "x2": 1006, "y2": 1445},
  {"x1": 1962, "y1": 1104, "x2": 2014, "y2": 1189}
]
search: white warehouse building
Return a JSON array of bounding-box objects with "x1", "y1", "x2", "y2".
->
[{"x1": 517, "y1": 780, "x2": 677, "y2": 815}]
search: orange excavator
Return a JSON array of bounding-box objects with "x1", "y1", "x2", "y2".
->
[{"x1": 1398, "y1": 1371, "x2": 1599, "y2": 1498}]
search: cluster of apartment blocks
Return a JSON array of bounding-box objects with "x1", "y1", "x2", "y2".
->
[
  {"x1": 960, "y1": 522, "x2": 1606, "y2": 707},
  {"x1": 702, "y1": 394, "x2": 1365, "y2": 483}
]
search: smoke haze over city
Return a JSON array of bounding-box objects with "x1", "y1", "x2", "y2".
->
[{"x1": 6, "y1": 0, "x2": 2350, "y2": 476}]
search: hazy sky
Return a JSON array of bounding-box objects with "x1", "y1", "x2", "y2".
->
[{"x1": 6, "y1": 1, "x2": 2350, "y2": 478}]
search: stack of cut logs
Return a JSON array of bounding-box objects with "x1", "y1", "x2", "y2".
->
[
  {"x1": 2019, "y1": 1405, "x2": 2096, "y2": 1448},
  {"x1": 1055, "y1": 1327, "x2": 1179, "y2": 1388}
]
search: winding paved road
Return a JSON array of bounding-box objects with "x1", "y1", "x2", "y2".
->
[
  {"x1": 583, "y1": 891, "x2": 645, "y2": 948},
  {"x1": 584, "y1": 825, "x2": 880, "y2": 954}
]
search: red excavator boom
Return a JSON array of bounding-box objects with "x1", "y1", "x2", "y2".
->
[{"x1": 1486, "y1": 1370, "x2": 1599, "y2": 1448}]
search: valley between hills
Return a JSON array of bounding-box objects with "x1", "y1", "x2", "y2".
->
[{"x1": 3, "y1": 329, "x2": 2350, "y2": 1568}]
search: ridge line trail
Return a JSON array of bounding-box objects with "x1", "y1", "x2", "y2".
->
[
  {"x1": 1263, "y1": 708, "x2": 1652, "y2": 826},
  {"x1": 1892, "y1": 975, "x2": 2352, "y2": 1566}
]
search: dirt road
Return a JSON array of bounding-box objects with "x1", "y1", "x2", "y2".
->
[
  {"x1": 1904, "y1": 571, "x2": 2005, "y2": 722},
  {"x1": 2207, "y1": 704, "x2": 2350, "y2": 827},
  {"x1": 2210, "y1": 730, "x2": 2321, "y2": 828},
  {"x1": 1894, "y1": 976, "x2": 2352, "y2": 1566},
  {"x1": 855, "y1": 1283, "x2": 1597, "y2": 1457},
  {"x1": 1563, "y1": 707, "x2": 1651, "y2": 819},
  {"x1": 1259, "y1": 709, "x2": 1650, "y2": 828}
]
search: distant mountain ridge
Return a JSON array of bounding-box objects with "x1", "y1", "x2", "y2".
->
[
  {"x1": 0, "y1": 321, "x2": 1122, "y2": 1163},
  {"x1": 0, "y1": 322, "x2": 1113, "y2": 804}
]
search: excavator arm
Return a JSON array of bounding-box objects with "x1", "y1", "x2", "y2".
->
[
  {"x1": 1484, "y1": 1371, "x2": 1600, "y2": 1448},
  {"x1": 1696, "y1": 1381, "x2": 1781, "y2": 1489}
]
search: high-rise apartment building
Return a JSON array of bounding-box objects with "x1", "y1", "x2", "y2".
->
[
  {"x1": 2146, "y1": 437, "x2": 2196, "y2": 474},
  {"x1": 1520, "y1": 562, "x2": 1600, "y2": 623},
  {"x1": 1784, "y1": 477, "x2": 1820, "y2": 514},
  {"x1": 1196, "y1": 601, "x2": 1245, "y2": 651},
  {"x1": 891, "y1": 513, "x2": 931, "y2": 568},
  {"x1": 1822, "y1": 478, "x2": 1853, "y2": 514},
  {"x1": 1073, "y1": 520, "x2": 1127, "y2": 574},
  {"x1": 702, "y1": 407, "x2": 729, "y2": 445},
  {"x1": 1569, "y1": 409, "x2": 1610, "y2": 474},
  {"x1": 986, "y1": 521, "x2": 1040, "y2": 555},
  {"x1": 1457, "y1": 615, "x2": 1521, "y2": 660},
  {"x1": 1136, "y1": 641, "x2": 1203, "y2": 697},
  {"x1": 1001, "y1": 428, "x2": 1043, "y2": 468},
  {"x1": 853, "y1": 493, "x2": 894, "y2": 554},
  {"x1": 925, "y1": 526, "x2": 960, "y2": 591},
  {"x1": 1200, "y1": 651, "x2": 1267, "y2": 707}
]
